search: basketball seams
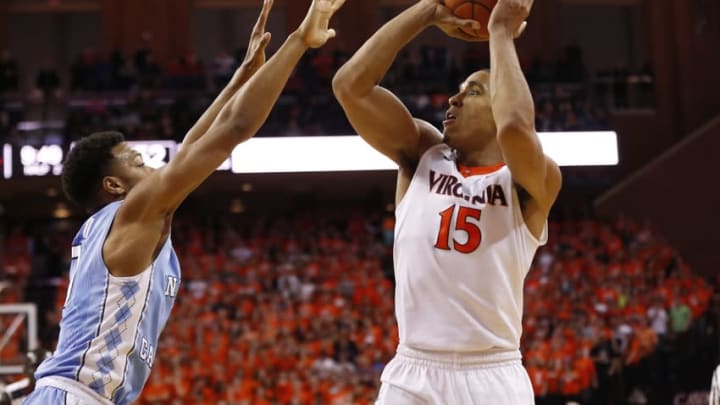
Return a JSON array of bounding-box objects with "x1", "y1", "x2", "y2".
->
[
  {"x1": 444, "y1": 0, "x2": 494, "y2": 36},
  {"x1": 446, "y1": 1, "x2": 493, "y2": 14}
]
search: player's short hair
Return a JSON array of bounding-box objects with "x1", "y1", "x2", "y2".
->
[{"x1": 62, "y1": 131, "x2": 125, "y2": 212}]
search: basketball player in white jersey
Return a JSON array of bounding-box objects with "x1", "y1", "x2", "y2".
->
[
  {"x1": 24, "y1": 1, "x2": 347, "y2": 404},
  {"x1": 333, "y1": 0, "x2": 560, "y2": 403}
]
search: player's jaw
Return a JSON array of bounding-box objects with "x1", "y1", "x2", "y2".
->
[{"x1": 442, "y1": 106, "x2": 470, "y2": 147}]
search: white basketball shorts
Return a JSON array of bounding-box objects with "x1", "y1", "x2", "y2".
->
[{"x1": 376, "y1": 345, "x2": 534, "y2": 405}]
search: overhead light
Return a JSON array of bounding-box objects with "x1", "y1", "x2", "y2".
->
[
  {"x1": 230, "y1": 199, "x2": 245, "y2": 214},
  {"x1": 229, "y1": 133, "x2": 619, "y2": 173},
  {"x1": 53, "y1": 202, "x2": 70, "y2": 219}
]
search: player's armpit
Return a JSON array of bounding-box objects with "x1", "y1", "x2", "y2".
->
[{"x1": 498, "y1": 125, "x2": 561, "y2": 213}]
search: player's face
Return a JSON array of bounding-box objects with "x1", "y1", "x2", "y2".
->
[
  {"x1": 443, "y1": 70, "x2": 497, "y2": 151},
  {"x1": 107, "y1": 142, "x2": 155, "y2": 193}
]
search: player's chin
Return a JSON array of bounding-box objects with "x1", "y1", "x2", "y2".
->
[{"x1": 442, "y1": 125, "x2": 455, "y2": 142}]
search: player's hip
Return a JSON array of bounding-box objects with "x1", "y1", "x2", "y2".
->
[
  {"x1": 26, "y1": 376, "x2": 114, "y2": 405},
  {"x1": 394, "y1": 344, "x2": 522, "y2": 369},
  {"x1": 397, "y1": 322, "x2": 523, "y2": 354},
  {"x1": 377, "y1": 346, "x2": 532, "y2": 404}
]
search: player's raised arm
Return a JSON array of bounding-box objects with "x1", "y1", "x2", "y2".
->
[
  {"x1": 182, "y1": 0, "x2": 273, "y2": 147},
  {"x1": 123, "y1": 0, "x2": 346, "y2": 219},
  {"x1": 488, "y1": 0, "x2": 560, "y2": 212},
  {"x1": 332, "y1": 0, "x2": 481, "y2": 168}
]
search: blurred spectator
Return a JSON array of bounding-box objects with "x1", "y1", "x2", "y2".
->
[
  {"x1": 166, "y1": 52, "x2": 205, "y2": 89},
  {"x1": 670, "y1": 298, "x2": 692, "y2": 335},
  {"x1": 648, "y1": 296, "x2": 669, "y2": 343},
  {"x1": 555, "y1": 44, "x2": 588, "y2": 83},
  {"x1": 0, "y1": 104, "x2": 16, "y2": 140},
  {"x1": 212, "y1": 50, "x2": 237, "y2": 89},
  {"x1": 35, "y1": 60, "x2": 61, "y2": 96},
  {"x1": 0, "y1": 50, "x2": 19, "y2": 92},
  {"x1": 136, "y1": 49, "x2": 162, "y2": 89},
  {"x1": 110, "y1": 49, "x2": 138, "y2": 91}
]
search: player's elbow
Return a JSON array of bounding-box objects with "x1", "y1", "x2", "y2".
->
[
  {"x1": 226, "y1": 121, "x2": 255, "y2": 144},
  {"x1": 332, "y1": 70, "x2": 353, "y2": 101},
  {"x1": 214, "y1": 105, "x2": 252, "y2": 135},
  {"x1": 209, "y1": 119, "x2": 253, "y2": 146},
  {"x1": 332, "y1": 66, "x2": 370, "y2": 101},
  {"x1": 496, "y1": 124, "x2": 543, "y2": 165}
]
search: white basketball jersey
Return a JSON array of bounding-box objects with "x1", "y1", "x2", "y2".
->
[{"x1": 393, "y1": 144, "x2": 547, "y2": 352}]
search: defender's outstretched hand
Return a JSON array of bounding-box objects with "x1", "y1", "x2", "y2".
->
[
  {"x1": 180, "y1": 0, "x2": 273, "y2": 147},
  {"x1": 297, "y1": 0, "x2": 347, "y2": 48},
  {"x1": 237, "y1": 0, "x2": 274, "y2": 80}
]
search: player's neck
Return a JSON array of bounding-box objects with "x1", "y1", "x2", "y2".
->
[{"x1": 454, "y1": 146, "x2": 504, "y2": 168}]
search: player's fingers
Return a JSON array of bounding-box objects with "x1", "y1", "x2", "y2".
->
[
  {"x1": 468, "y1": 27, "x2": 484, "y2": 38},
  {"x1": 256, "y1": 32, "x2": 272, "y2": 52},
  {"x1": 444, "y1": 16, "x2": 482, "y2": 32},
  {"x1": 253, "y1": 0, "x2": 274, "y2": 36},
  {"x1": 250, "y1": 32, "x2": 271, "y2": 55}
]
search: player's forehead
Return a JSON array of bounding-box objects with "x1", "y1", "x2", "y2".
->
[
  {"x1": 111, "y1": 142, "x2": 131, "y2": 154},
  {"x1": 460, "y1": 70, "x2": 490, "y2": 90},
  {"x1": 111, "y1": 142, "x2": 140, "y2": 160}
]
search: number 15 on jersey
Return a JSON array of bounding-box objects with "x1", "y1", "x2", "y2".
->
[{"x1": 434, "y1": 204, "x2": 483, "y2": 254}]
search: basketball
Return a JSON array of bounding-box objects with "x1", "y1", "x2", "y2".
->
[{"x1": 442, "y1": 0, "x2": 497, "y2": 37}]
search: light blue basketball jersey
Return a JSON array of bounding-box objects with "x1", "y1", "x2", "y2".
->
[{"x1": 34, "y1": 201, "x2": 181, "y2": 405}]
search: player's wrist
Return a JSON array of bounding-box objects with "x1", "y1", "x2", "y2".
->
[
  {"x1": 488, "y1": 23, "x2": 515, "y2": 38},
  {"x1": 286, "y1": 31, "x2": 312, "y2": 50},
  {"x1": 416, "y1": 0, "x2": 441, "y2": 27}
]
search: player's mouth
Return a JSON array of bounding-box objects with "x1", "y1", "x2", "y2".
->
[{"x1": 443, "y1": 111, "x2": 457, "y2": 127}]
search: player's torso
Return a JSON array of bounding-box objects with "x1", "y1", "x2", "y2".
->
[
  {"x1": 35, "y1": 201, "x2": 181, "y2": 405},
  {"x1": 393, "y1": 144, "x2": 544, "y2": 352}
]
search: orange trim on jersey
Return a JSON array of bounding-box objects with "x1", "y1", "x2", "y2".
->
[{"x1": 456, "y1": 162, "x2": 506, "y2": 177}]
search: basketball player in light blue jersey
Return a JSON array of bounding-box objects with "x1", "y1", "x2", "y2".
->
[{"x1": 25, "y1": 1, "x2": 347, "y2": 404}]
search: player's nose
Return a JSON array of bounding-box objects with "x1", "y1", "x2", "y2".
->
[{"x1": 449, "y1": 93, "x2": 462, "y2": 107}]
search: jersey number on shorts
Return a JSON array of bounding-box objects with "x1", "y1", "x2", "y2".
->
[{"x1": 434, "y1": 204, "x2": 482, "y2": 253}]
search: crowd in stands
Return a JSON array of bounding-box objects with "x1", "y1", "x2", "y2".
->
[
  {"x1": 523, "y1": 216, "x2": 717, "y2": 405},
  {"x1": 0, "y1": 42, "x2": 623, "y2": 146},
  {"x1": 1, "y1": 206, "x2": 718, "y2": 404}
]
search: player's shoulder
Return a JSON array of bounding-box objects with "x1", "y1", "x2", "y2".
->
[
  {"x1": 415, "y1": 123, "x2": 446, "y2": 160},
  {"x1": 413, "y1": 119, "x2": 443, "y2": 150},
  {"x1": 396, "y1": 120, "x2": 443, "y2": 180}
]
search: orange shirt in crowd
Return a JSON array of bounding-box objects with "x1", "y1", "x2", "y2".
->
[{"x1": 527, "y1": 366, "x2": 549, "y2": 397}]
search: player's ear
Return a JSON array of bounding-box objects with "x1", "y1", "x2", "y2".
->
[{"x1": 102, "y1": 175, "x2": 127, "y2": 197}]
